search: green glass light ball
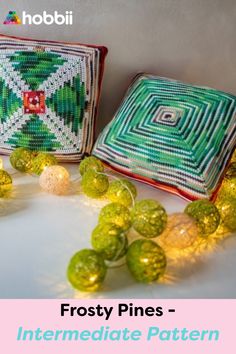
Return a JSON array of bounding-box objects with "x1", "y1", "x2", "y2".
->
[
  {"x1": 218, "y1": 162, "x2": 236, "y2": 200},
  {"x1": 91, "y1": 223, "x2": 128, "y2": 261},
  {"x1": 79, "y1": 156, "x2": 104, "y2": 176},
  {"x1": 185, "y1": 199, "x2": 220, "y2": 236},
  {"x1": 225, "y1": 162, "x2": 236, "y2": 178},
  {"x1": 10, "y1": 147, "x2": 35, "y2": 172},
  {"x1": 131, "y1": 199, "x2": 167, "y2": 238},
  {"x1": 126, "y1": 239, "x2": 167, "y2": 283},
  {"x1": 99, "y1": 202, "x2": 132, "y2": 231},
  {"x1": 0, "y1": 170, "x2": 12, "y2": 197},
  {"x1": 31, "y1": 152, "x2": 58, "y2": 175},
  {"x1": 107, "y1": 179, "x2": 137, "y2": 207},
  {"x1": 67, "y1": 249, "x2": 107, "y2": 292},
  {"x1": 215, "y1": 195, "x2": 236, "y2": 232},
  {"x1": 81, "y1": 170, "x2": 109, "y2": 198}
]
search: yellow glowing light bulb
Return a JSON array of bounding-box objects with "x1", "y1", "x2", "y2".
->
[
  {"x1": 89, "y1": 275, "x2": 98, "y2": 282},
  {"x1": 39, "y1": 165, "x2": 70, "y2": 195},
  {"x1": 160, "y1": 213, "x2": 198, "y2": 249}
]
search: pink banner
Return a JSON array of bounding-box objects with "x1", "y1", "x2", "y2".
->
[{"x1": 0, "y1": 299, "x2": 233, "y2": 353}]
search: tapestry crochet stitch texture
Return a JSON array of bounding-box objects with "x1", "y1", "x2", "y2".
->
[
  {"x1": 93, "y1": 74, "x2": 236, "y2": 200},
  {"x1": 0, "y1": 34, "x2": 107, "y2": 161}
]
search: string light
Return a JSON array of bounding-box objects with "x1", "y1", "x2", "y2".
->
[
  {"x1": 67, "y1": 249, "x2": 107, "y2": 292},
  {"x1": 126, "y1": 239, "x2": 166, "y2": 283},
  {"x1": 81, "y1": 169, "x2": 109, "y2": 198},
  {"x1": 159, "y1": 213, "x2": 198, "y2": 249},
  {"x1": 2, "y1": 150, "x2": 236, "y2": 293},
  {"x1": 10, "y1": 147, "x2": 35, "y2": 172},
  {"x1": 39, "y1": 165, "x2": 70, "y2": 195},
  {"x1": 185, "y1": 200, "x2": 220, "y2": 236},
  {"x1": 79, "y1": 156, "x2": 104, "y2": 176},
  {"x1": 31, "y1": 152, "x2": 58, "y2": 175},
  {"x1": 0, "y1": 169, "x2": 12, "y2": 197},
  {"x1": 91, "y1": 223, "x2": 128, "y2": 261},
  {"x1": 99, "y1": 202, "x2": 132, "y2": 231},
  {"x1": 131, "y1": 199, "x2": 167, "y2": 238},
  {"x1": 215, "y1": 194, "x2": 236, "y2": 232},
  {"x1": 106, "y1": 178, "x2": 137, "y2": 207}
]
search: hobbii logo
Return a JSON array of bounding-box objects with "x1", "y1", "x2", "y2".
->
[{"x1": 3, "y1": 10, "x2": 73, "y2": 25}]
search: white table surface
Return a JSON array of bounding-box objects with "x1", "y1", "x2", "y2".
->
[{"x1": 0, "y1": 156, "x2": 235, "y2": 299}]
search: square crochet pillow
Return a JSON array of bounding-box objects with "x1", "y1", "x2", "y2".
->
[
  {"x1": 93, "y1": 74, "x2": 236, "y2": 200},
  {"x1": 0, "y1": 34, "x2": 107, "y2": 161}
]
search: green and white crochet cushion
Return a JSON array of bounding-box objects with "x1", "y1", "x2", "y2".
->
[
  {"x1": 93, "y1": 74, "x2": 236, "y2": 201},
  {"x1": 0, "y1": 34, "x2": 107, "y2": 161}
]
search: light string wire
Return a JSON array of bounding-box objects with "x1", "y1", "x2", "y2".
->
[
  {"x1": 95, "y1": 171, "x2": 136, "y2": 267},
  {"x1": 96, "y1": 171, "x2": 135, "y2": 207}
]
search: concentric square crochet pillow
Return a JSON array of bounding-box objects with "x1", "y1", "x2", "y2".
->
[
  {"x1": 0, "y1": 34, "x2": 107, "y2": 161},
  {"x1": 93, "y1": 74, "x2": 236, "y2": 200}
]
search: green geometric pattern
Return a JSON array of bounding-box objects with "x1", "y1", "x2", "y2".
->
[
  {"x1": 0, "y1": 35, "x2": 107, "y2": 160},
  {"x1": 7, "y1": 114, "x2": 61, "y2": 151},
  {"x1": 9, "y1": 51, "x2": 66, "y2": 90},
  {"x1": 93, "y1": 74, "x2": 236, "y2": 200},
  {"x1": 0, "y1": 78, "x2": 22, "y2": 123},
  {"x1": 46, "y1": 77, "x2": 85, "y2": 134}
]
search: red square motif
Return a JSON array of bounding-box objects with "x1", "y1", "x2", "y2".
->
[{"x1": 23, "y1": 91, "x2": 46, "y2": 114}]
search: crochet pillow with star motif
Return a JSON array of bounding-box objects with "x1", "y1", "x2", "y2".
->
[
  {"x1": 93, "y1": 74, "x2": 236, "y2": 201},
  {"x1": 0, "y1": 34, "x2": 107, "y2": 161}
]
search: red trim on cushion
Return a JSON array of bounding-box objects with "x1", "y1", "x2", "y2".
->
[
  {"x1": 98, "y1": 158, "x2": 202, "y2": 202},
  {"x1": 99, "y1": 155, "x2": 236, "y2": 202},
  {"x1": 91, "y1": 46, "x2": 108, "y2": 150},
  {"x1": 0, "y1": 33, "x2": 108, "y2": 52}
]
